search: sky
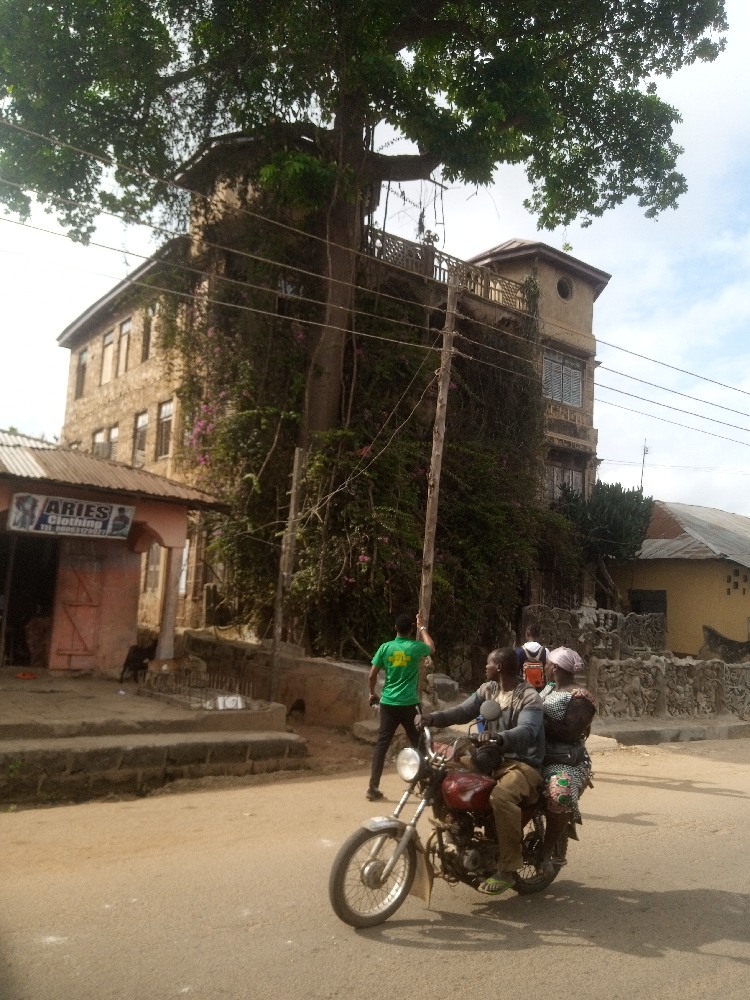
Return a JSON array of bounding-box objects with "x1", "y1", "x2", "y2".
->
[{"x1": 1, "y1": 2, "x2": 750, "y2": 514}]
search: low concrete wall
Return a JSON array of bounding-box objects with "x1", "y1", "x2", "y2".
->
[{"x1": 180, "y1": 631, "x2": 372, "y2": 726}]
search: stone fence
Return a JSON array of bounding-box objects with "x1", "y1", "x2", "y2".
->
[
  {"x1": 522, "y1": 604, "x2": 666, "y2": 660},
  {"x1": 589, "y1": 655, "x2": 750, "y2": 720}
]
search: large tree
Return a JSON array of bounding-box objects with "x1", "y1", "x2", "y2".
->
[{"x1": 0, "y1": 1, "x2": 727, "y2": 437}]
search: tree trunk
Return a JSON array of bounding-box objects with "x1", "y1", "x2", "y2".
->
[
  {"x1": 302, "y1": 106, "x2": 364, "y2": 443},
  {"x1": 302, "y1": 191, "x2": 360, "y2": 441}
]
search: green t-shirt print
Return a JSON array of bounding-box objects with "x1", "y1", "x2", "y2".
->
[{"x1": 372, "y1": 637, "x2": 431, "y2": 707}]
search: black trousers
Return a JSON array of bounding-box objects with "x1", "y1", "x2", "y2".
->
[{"x1": 369, "y1": 703, "x2": 420, "y2": 789}]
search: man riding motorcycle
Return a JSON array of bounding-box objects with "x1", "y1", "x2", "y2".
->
[{"x1": 421, "y1": 646, "x2": 545, "y2": 894}]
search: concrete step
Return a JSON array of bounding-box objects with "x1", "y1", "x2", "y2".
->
[
  {"x1": 0, "y1": 703, "x2": 287, "y2": 741},
  {"x1": 0, "y1": 730, "x2": 308, "y2": 802},
  {"x1": 592, "y1": 714, "x2": 750, "y2": 746}
]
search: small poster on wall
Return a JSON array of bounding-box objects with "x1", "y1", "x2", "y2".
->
[{"x1": 9, "y1": 493, "x2": 135, "y2": 539}]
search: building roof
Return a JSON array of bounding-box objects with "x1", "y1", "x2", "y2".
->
[
  {"x1": 637, "y1": 501, "x2": 750, "y2": 569},
  {"x1": 0, "y1": 438, "x2": 224, "y2": 511},
  {"x1": 0, "y1": 429, "x2": 56, "y2": 449},
  {"x1": 469, "y1": 239, "x2": 611, "y2": 300},
  {"x1": 57, "y1": 238, "x2": 184, "y2": 349}
]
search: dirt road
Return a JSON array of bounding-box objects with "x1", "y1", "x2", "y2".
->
[{"x1": 1, "y1": 739, "x2": 749, "y2": 1000}]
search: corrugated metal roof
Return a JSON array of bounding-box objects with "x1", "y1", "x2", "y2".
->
[
  {"x1": 0, "y1": 444, "x2": 223, "y2": 510},
  {"x1": 637, "y1": 502, "x2": 750, "y2": 569},
  {"x1": 0, "y1": 429, "x2": 56, "y2": 449},
  {"x1": 639, "y1": 536, "x2": 716, "y2": 561}
]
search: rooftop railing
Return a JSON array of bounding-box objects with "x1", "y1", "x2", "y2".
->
[{"x1": 364, "y1": 227, "x2": 530, "y2": 315}]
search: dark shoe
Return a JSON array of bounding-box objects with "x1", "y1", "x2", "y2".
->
[{"x1": 366, "y1": 786, "x2": 385, "y2": 801}]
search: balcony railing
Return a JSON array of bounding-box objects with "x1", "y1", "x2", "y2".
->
[{"x1": 364, "y1": 227, "x2": 530, "y2": 314}]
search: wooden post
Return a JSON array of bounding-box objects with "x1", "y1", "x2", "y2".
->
[
  {"x1": 420, "y1": 278, "x2": 458, "y2": 628},
  {"x1": 269, "y1": 447, "x2": 305, "y2": 702},
  {"x1": 0, "y1": 534, "x2": 17, "y2": 669},
  {"x1": 155, "y1": 546, "x2": 182, "y2": 660}
]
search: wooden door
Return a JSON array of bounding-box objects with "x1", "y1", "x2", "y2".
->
[{"x1": 54, "y1": 547, "x2": 104, "y2": 668}]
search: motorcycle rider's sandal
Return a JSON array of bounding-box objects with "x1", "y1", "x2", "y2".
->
[
  {"x1": 366, "y1": 786, "x2": 385, "y2": 801},
  {"x1": 478, "y1": 872, "x2": 515, "y2": 894}
]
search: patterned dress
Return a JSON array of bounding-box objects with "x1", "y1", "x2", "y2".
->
[{"x1": 540, "y1": 686, "x2": 595, "y2": 819}]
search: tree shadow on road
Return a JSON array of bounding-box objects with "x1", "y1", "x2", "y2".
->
[
  {"x1": 358, "y1": 882, "x2": 750, "y2": 961},
  {"x1": 0, "y1": 937, "x2": 20, "y2": 1000},
  {"x1": 593, "y1": 771, "x2": 748, "y2": 800}
]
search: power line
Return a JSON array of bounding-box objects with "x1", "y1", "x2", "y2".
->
[
  {"x1": 0, "y1": 116, "x2": 472, "y2": 295},
  {"x1": 596, "y1": 337, "x2": 750, "y2": 400},
  {"x1": 7, "y1": 116, "x2": 750, "y2": 418},
  {"x1": 597, "y1": 365, "x2": 750, "y2": 421},
  {"x1": 595, "y1": 398, "x2": 750, "y2": 449},
  {"x1": 599, "y1": 459, "x2": 750, "y2": 475},
  {"x1": 0, "y1": 212, "x2": 448, "y2": 345},
  {"x1": 0, "y1": 175, "x2": 450, "y2": 326},
  {"x1": 0, "y1": 240, "x2": 441, "y2": 356},
  {"x1": 595, "y1": 382, "x2": 750, "y2": 434}
]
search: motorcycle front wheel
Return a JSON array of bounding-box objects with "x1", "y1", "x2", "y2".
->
[{"x1": 329, "y1": 826, "x2": 417, "y2": 928}]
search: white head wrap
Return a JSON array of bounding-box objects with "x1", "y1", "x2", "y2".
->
[{"x1": 547, "y1": 646, "x2": 585, "y2": 674}]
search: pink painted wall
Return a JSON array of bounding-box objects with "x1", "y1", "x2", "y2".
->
[{"x1": 0, "y1": 479, "x2": 190, "y2": 675}]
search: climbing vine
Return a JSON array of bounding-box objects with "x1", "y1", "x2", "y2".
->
[{"x1": 151, "y1": 153, "x2": 580, "y2": 659}]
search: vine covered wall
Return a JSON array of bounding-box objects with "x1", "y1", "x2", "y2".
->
[{"x1": 154, "y1": 167, "x2": 579, "y2": 661}]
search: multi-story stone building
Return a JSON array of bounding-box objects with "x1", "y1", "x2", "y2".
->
[
  {"x1": 471, "y1": 239, "x2": 610, "y2": 502},
  {"x1": 57, "y1": 252, "x2": 212, "y2": 629},
  {"x1": 58, "y1": 227, "x2": 609, "y2": 625}
]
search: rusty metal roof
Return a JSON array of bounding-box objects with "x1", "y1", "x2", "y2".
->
[
  {"x1": 0, "y1": 442, "x2": 224, "y2": 510},
  {"x1": 637, "y1": 501, "x2": 750, "y2": 569}
]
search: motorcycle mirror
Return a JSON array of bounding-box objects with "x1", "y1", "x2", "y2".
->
[{"x1": 479, "y1": 699, "x2": 501, "y2": 721}]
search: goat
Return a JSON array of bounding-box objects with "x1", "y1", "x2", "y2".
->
[{"x1": 119, "y1": 639, "x2": 158, "y2": 684}]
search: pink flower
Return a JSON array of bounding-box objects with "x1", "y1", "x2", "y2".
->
[
  {"x1": 358, "y1": 445, "x2": 372, "y2": 457},
  {"x1": 358, "y1": 555, "x2": 370, "y2": 563},
  {"x1": 356, "y1": 348, "x2": 363, "y2": 356}
]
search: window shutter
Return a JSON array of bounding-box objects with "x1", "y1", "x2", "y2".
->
[
  {"x1": 543, "y1": 358, "x2": 562, "y2": 400},
  {"x1": 569, "y1": 368, "x2": 582, "y2": 407}
]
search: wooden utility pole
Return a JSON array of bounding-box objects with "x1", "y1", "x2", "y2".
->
[
  {"x1": 269, "y1": 446, "x2": 305, "y2": 702},
  {"x1": 419, "y1": 278, "x2": 458, "y2": 628}
]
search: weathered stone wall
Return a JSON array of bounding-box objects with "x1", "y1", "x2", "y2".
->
[
  {"x1": 588, "y1": 654, "x2": 750, "y2": 720},
  {"x1": 522, "y1": 604, "x2": 666, "y2": 660}
]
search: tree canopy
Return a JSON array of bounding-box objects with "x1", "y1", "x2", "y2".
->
[
  {"x1": 0, "y1": 1, "x2": 727, "y2": 231},
  {"x1": 555, "y1": 479, "x2": 654, "y2": 568},
  {"x1": 0, "y1": 1, "x2": 728, "y2": 435}
]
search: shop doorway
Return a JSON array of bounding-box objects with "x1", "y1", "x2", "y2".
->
[{"x1": 0, "y1": 533, "x2": 59, "y2": 667}]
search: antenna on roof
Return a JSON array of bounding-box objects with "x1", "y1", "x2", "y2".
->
[{"x1": 640, "y1": 439, "x2": 649, "y2": 491}]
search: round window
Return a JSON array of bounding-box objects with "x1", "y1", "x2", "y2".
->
[{"x1": 556, "y1": 276, "x2": 573, "y2": 301}]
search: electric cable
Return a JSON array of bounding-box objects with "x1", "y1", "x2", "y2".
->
[
  {"x1": 595, "y1": 399, "x2": 750, "y2": 448},
  {"x1": 595, "y1": 382, "x2": 750, "y2": 434},
  {"x1": 6, "y1": 116, "x2": 750, "y2": 414}
]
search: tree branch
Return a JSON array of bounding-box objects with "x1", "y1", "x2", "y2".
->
[{"x1": 363, "y1": 149, "x2": 442, "y2": 182}]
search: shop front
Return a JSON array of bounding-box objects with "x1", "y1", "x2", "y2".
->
[{"x1": 0, "y1": 435, "x2": 221, "y2": 674}]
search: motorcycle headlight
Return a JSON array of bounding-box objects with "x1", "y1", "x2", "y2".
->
[{"x1": 396, "y1": 747, "x2": 422, "y2": 782}]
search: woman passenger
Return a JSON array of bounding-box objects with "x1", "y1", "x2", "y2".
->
[{"x1": 539, "y1": 646, "x2": 596, "y2": 872}]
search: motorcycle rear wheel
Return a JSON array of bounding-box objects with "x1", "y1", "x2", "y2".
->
[
  {"x1": 329, "y1": 826, "x2": 417, "y2": 928},
  {"x1": 512, "y1": 824, "x2": 567, "y2": 896}
]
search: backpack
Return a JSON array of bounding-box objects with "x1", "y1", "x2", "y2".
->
[{"x1": 521, "y1": 643, "x2": 546, "y2": 691}]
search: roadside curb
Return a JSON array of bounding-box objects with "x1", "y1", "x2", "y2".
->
[{"x1": 0, "y1": 731, "x2": 308, "y2": 802}]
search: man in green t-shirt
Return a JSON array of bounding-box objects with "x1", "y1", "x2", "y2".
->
[{"x1": 366, "y1": 612, "x2": 435, "y2": 801}]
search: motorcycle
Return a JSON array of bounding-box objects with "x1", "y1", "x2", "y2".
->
[{"x1": 329, "y1": 700, "x2": 579, "y2": 928}]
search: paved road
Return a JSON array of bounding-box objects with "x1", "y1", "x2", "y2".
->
[{"x1": 2, "y1": 739, "x2": 750, "y2": 1000}]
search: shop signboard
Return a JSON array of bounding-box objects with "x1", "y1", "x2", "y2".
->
[{"x1": 8, "y1": 493, "x2": 135, "y2": 539}]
